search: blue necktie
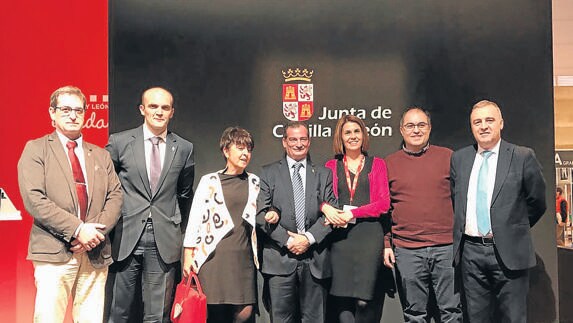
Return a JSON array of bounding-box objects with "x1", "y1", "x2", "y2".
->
[
  {"x1": 292, "y1": 163, "x2": 305, "y2": 233},
  {"x1": 477, "y1": 151, "x2": 493, "y2": 236}
]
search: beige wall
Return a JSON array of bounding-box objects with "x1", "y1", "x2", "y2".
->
[{"x1": 555, "y1": 87, "x2": 573, "y2": 149}]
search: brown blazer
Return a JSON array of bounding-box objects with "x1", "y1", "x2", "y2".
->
[{"x1": 18, "y1": 132, "x2": 123, "y2": 268}]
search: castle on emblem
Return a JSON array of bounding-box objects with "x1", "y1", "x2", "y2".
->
[{"x1": 281, "y1": 68, "x2": 314, "y2": 121}]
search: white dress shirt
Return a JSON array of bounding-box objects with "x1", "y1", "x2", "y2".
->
[
  {"x1": 56, "y1": 131, "x2": 88, "y2": 211},
  {"x1": 465, "y1": 140, "x2": 501, "y2": 237},
  {"x1": 286, "y1": 155, "x2": 307, "y2": 192},
  {"x1": 285, "y1": 156, "x2": 316, "y2": 245}
]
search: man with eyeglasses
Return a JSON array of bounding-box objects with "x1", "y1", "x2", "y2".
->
[
  {"x1": 384, "y1": 107, "x2": 462, "y2": 322},
  {"x1": 105, "y1": 87, "x2": 195, "y2": 322},
  {"x1": 256, "y1": 121, "x2": 337, "y2": 323},
  {"x1": 450, "y1": 100, "x2": 546, "y2": 322},
  {"x1": 17, "y1": 85, "x2": 123, "y2": 322}
]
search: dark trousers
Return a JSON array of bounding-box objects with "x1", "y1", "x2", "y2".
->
[
  {"x1": 266, "y1": 261, "x2": 328, "y2": 323},
  {"x1": 461, "y1": 239, "x2": 529, "y2": 323},
  {"x1": 107, "y1": 220, "x2": 178, "y2": 323},
  {"x1": 394, "y1": 245, "x2": 462, "y2": 323},
  {"x1": 329, "y1": 295, "x2": 385, "y2": 323}
]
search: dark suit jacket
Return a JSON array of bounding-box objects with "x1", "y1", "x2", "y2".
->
[
  {"x1": 450, "y1": 140, "x2": 546, "y2": 271},
  {"x1": 106, "y1": 126, "x2": 194, "y2": 264},
  {"x1": 256, "y1": 155, "x2": 337, "y2": 279},
  {"x1": 18, "y1": 132, "x2": 123, "y2": 268}
]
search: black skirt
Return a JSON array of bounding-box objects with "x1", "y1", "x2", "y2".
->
[{"x1": 330, "y1": 156, "x2": 385, "y2": 300}]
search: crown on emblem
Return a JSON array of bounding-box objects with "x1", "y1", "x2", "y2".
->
[{"x1": 282, "y1": 68, "x2": 314, "y2": 82}]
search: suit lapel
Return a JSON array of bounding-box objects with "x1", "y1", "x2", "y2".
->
[
  {"x1": 131, "y1": 127, "x2": 152, "y2": 198},
  {"x1": 279, "y1": 158, "x2": 295, "y2": 212},
  {"x1": 84, "y1": 144, "x2": 95, "y2": 214},
  {"x1": 154, "y1": 132, "x2": 178, "y2": 198},
  {"x1": 491, "y1": 140, "x2": 512, "y2": 206},
  {"x1": 48, "y1": 132, "x2": 77, "y2": 209},
  {"x1": 304, "y1": 159, "x2": 317, "y2": 222},
  {"x1": 460, "y1": 145, "x2": 478, "y2": 217}
]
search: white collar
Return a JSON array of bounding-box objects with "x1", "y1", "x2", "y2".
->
[
  {"x1": 142, "y1": 124, "x2": 167, "y2": 142},
  {"x1": 477, "y1": 139, "x2": 501, "y2": 155},
  {"x1": 55, "y1": 130, "x2": 83, "y2": 147},
  {"x1": 286, "y1": 156, "x2": 307, "y2": 169}
]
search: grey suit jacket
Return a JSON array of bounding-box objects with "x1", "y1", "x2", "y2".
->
[
  {"x1": 18, "y1": 132, "x2": 123, "y2": 268},
  {"x1": 450, "y1": 140, "x2": 546, "y2": 271},
  {"x1": 106, "y1": 126, "x2": 194, "y2": 264},
  {"x1": 256, "y1": 155, "x2": 337, "y2": 279}
]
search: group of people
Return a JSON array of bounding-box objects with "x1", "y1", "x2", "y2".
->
[{"x1": 18, "y1": 85, "x2": 546, "y2": 323}]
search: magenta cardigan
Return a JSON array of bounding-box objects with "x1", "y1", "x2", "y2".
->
[{"x1": 325, "y1": 157, "x2": 390, "y2": 218}]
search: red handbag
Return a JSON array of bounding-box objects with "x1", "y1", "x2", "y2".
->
[{"x1": 171, "y1": 272, "x2": 207, "y2": 323}]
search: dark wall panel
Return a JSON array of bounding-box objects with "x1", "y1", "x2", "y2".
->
[{"x1": 110, "y1": 1, "x2": 556, "y2": 321}]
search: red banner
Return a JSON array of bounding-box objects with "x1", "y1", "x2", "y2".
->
[{"x1": 0, "y1": 1, "x2": 108, "y2": 321}]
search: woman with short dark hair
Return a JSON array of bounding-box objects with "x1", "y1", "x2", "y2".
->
[{"x1": 182, "y1": 126, "x2": 259, "y2": 323}]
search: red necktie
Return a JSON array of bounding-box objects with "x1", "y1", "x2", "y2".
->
[{"x1": 66, "y1": 140, "x2": 88, "y2": 221}]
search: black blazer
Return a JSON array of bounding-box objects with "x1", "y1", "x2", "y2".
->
[
  {"x1": 256, "y1": 155, "x2": 337, "y2": 279},
  {"x1": 106, "y1": 126, "x2": 195, "y2": 264},
  {"x1": 450, "y1": 140, "x2": 546, "y2": 271}
]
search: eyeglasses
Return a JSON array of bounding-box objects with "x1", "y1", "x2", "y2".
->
[
  {"x1": 402, "y1": 122, "x2": 429, "y2": 132},
  {"x1": 53, "y1": 106, "x2": 85, "y2": 116},
  {"x1": 286, "y1": 137, "x2": 309, "y2": 145}
]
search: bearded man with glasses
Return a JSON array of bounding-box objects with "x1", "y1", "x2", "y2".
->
[{"x1": 384, "y1": 107, "x2": 462, "y2": 323}]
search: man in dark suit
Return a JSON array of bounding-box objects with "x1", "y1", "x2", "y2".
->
[
  {"x1": 106, "y1": 87, "x2": 195, "y2": 322},
  {"x1": 450, "y1": 100, "x2": 546, "y2": 323},
  {"x1": 256, "y1": 121, "x2": 337, "y2": 323},
  {"x1": 18, "y1": 85, "x2": 123, "y2": 322}
]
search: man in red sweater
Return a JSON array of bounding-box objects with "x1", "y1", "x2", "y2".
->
[{"x1": 384, "y1": 107, "x2": 462, "y2": 322}]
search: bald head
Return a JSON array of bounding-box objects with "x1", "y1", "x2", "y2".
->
[
  {"x1": 139, "y1": 87, "x2": 175, "y2": 135},
  {"x1": 142, "y1": 87, "x2": 173, "y2": 107}
]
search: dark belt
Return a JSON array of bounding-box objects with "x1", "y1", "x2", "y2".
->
[{"x1": 463, "y1": 234, "x2": 494, "y2": 245}]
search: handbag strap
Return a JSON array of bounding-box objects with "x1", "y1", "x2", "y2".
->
[{"x1": 185, "y1": 272, "x2": 205, "y2": 295}]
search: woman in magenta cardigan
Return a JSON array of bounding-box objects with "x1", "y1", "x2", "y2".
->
[{"x1": 322, "y1": 114, "x2": 391, "y2": 323}]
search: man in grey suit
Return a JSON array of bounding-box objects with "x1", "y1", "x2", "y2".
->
[
  {"x1": 106, "y1": 87, "x2": 195, "y2": 322},
  {"x1": 450, "y1": 100, "x2": 546, "y2": 323},
  {"x1": 256, "y1": 121, "x2": 337, "y2": 323},
  {"x1": 18, "y1": 85, "x2": 123, "y2": 323}
]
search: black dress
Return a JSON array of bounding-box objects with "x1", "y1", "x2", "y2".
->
[
  {"x1": 329, "y1": 156, "x2": 385, "y2": 300},
  {"x1": 197, "y1": 172, "x2": 256, "y2": 305}
]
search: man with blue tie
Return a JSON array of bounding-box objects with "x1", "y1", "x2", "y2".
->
[
  {"x1": 450, "y1": 100, "x2": 546, "y2": 322},
  {"x1": 256, "y1": 121, "x2": 337, "y2": 323}
]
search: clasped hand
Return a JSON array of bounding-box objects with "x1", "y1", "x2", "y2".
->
[
  {"x1": 287, "y1": 231, "x2": 310, "y2": 255},
  {"x1": 322, "y1": 204, "x2": 353, "y2": 227},
  {"x1": 69, "y1": 223, "x2": 106, "y2": 254},
  {"x1": 264, "y1": 210, "x2": 280, "y2": 224}
]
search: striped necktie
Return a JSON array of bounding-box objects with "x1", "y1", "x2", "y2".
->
[{"x1": 292, "y1": 162, "x2": 305, "y2": 233}]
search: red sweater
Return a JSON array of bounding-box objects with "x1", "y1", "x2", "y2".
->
[{"x1": 384, "y1": 145, "x2": 454, "y2": 248}]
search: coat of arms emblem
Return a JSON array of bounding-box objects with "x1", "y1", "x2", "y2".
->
[{"x1": 282, "y1": 68, "x2": 314, "y2": 121}]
